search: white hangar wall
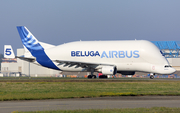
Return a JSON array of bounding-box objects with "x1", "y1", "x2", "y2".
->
[
  {"x1": 1, "y1": 63, "x2": 18, "y2": 72},
  {"x1": 167, "y1": 58, "x2": 180, "y2": 71},
  {"x1": 17, "y1": 48, "x2": 61, "y2": 77},
  {"x1": 1, "y1": 48, "x2": 60, "y2": 77}
]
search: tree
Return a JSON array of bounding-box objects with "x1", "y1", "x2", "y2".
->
[{"x1": 0, "y1": 54, "x2": 4, "y2": 71}]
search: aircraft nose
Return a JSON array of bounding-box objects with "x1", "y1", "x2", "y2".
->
[{"x1": 171, "y1": 68, "x2": 176, "y2": 73}]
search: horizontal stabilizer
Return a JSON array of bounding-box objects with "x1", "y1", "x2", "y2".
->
[{"x1": 16, "y1": 56, "x2": 36, "y2": 62}]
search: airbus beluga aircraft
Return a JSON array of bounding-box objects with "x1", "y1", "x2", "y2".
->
[{"x1": 4, "y1": 26, "x2": 176, "y2": 79}]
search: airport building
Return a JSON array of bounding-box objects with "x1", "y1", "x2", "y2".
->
[
  {"x1": 152, "y1": 41, "x2": 180, "y2": 71},
  {"x1": 1, "y1": 48, "x2": 60, "y2": 77},
  {"x1": 1, "y1": 41, "x2": 180, "y2": 77}
]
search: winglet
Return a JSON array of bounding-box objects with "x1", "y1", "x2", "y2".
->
[{"x1": 4, "y1": 45, "x2": 15, "y2": 58}]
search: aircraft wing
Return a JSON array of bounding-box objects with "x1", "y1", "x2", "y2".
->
[{"x1": 54, "y1": 60, "x2": 114, "y2": 69}]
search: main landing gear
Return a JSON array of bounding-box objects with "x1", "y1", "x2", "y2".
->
[
  {"x1": 150, "y1": 73, "x2": 155, "y2": 79},
  {"x1": 88, "y1": 75, "x2": 96, "y2": 78},
  {"x1": 87, "y1": 69, "x2": 96, "y2": 79}
]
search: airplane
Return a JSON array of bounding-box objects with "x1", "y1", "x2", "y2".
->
[
  {"x1": 4, "y1": 45, "x2": 15, "y2": 59},
  {"x1": 4, "y1": 26, "x2": 176, "y2": 79}
]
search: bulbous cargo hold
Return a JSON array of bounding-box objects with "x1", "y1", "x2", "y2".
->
[{"x1": 50, "y1": 40, "x2": 175, "y2": 73}]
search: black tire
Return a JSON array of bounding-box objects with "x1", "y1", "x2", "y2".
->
[
  {"x1": 150, "y1": 75, "x2": 154, "y2": 79},
  {"x1": 88, "y1": 75, "x2": 92, "y2": 79},
  {"x1": 92, "y1": 75, "x2": 96, "y2": 78},
  {"x1": 99, "y1": 75, "x2": 107, "y2": 79}
]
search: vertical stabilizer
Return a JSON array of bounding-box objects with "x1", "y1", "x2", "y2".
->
[
  {"x1": 4, "y1": 45, "x2": 15, "y2": 58},
  {"x1": 16, "y1": 26, "x2": 44, "y2": 55},
  {"x1": 16, "y1": 26, "x2": 60, "y2": 70}
]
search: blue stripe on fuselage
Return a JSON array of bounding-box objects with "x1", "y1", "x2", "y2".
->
[{"x1": 32, "y1": 50, "x2": 60, "y2": 70}]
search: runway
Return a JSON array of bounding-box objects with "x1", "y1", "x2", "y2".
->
[{"x1": 1, "y1": 96, "x2": 180, "y2": 113}]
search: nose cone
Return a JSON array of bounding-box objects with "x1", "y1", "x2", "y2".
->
[
  {"x1": 161, "y1": 67, "x2": 176, "y2": 75},
  {"x1": 170, "y1": 67, "x2": 176, "y2": 74}
]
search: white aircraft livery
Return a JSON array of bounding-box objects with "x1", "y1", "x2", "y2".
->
[
  {"x1": 4, "y1": 45, "x2": 15, "y2": 59},
  {"x1": 5, "y1": 26, "x2": 176, "y2": 79}
]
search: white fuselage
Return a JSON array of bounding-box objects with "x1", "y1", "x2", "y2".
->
[{"x1": 44, "y1": 40, "x2": 175, "y2": 74}]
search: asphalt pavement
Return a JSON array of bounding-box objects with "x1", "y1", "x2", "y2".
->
[{"x1": 1, "y1": 96, "x2": 180, "y2": 113}]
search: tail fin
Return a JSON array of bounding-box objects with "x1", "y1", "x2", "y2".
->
[
  {"x1": 16, "y1": 26, "x2": 44, "y2": 55},
  {"x1": 16, "y1": 26, "x2": 60, "y2": 70},
  {"x1": 4, "y1": 45, "x2": 15, "y2": 58}
]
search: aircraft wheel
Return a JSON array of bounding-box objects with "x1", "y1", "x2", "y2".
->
[
  {"x1": 150, "y1": 75, "x2": 154, "y2": 79},
  {"x1": 88, "y1": 75, "x2": 92, "y2": 79},
  {"x1": 99, "y1": 75, "x2": 108, "y2": 79},
  {"x1": 92, "y1": 75, "x2": 96, "y2": 79}
]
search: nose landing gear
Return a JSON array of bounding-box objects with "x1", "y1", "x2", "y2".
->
[{"x1": 150, "y1": 73, "x2": 155, "y2": 79}]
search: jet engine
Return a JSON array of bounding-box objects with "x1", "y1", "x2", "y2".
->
[{"x1": 97, "y1": 66, "x2": 117, "y2": 75}]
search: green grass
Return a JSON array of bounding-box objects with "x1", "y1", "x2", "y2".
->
[
  {"x1": 12, "y1": 107, "x2": 180, "y2": 113},
  {"x1": 1, "y1": 80, "x2": 180, "y2": 101}
]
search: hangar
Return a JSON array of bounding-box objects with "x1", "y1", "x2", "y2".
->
[
  {"x1": 152, "y1": 41, "x2": 180, "y2": 71},
  {"x1": 1, "y1": 48, "x2": 60, "y2": 77},
  {"x1": 1, "y1": 41, "x2": 180, "y2": 77}
]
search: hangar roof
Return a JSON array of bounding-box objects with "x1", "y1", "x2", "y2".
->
[{"x1": 151, "y1": 41, "x2": 180, "y2": 58}]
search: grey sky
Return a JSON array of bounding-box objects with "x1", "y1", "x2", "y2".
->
[{"x1": 0, "y1": 0, "x2": 180, "y2": 54}]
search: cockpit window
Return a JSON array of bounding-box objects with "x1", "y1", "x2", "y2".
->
[{"x1": 164, "y1": 65, "x2": 172, "y2": 68}]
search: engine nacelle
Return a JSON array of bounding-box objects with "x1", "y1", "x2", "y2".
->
[{"x1": 98, "y1": 66, "x2": 117, "y2": 75}]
